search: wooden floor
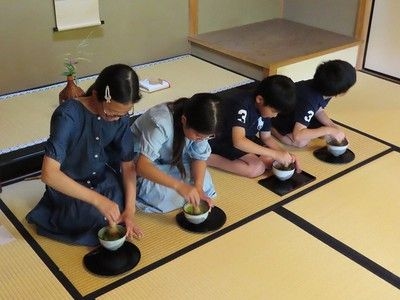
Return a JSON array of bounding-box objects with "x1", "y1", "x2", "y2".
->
[{"x1": 0, "y1": 57, "x2": 399, "y2": 299}]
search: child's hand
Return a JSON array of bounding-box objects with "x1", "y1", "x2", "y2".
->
[
  {"x1": 290, "y1": 153, "x2": 302, "y2": 173},
  {"x1": 97, "y1": 197, "x2": 121, "y2": 225},
  {"x1": 327, "y1": 128, "x2": 346, "y2": 143},
  {"x1": 120, "y1": 210, "x2": 143, "y2": 240},
  {"x1": 197, "y1": 189, "x2": 215, "y2": 208},
  {"x1": 125, "y1": 219, "x2": 143, "y2": 240},
  {"x1": 175, "y1": 181, "x2": 201, "y2": 206},
  {"x1": 275, "y1": 151, "x2": 293, "y2": 168}
]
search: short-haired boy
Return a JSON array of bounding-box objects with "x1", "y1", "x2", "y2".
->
[
  {"x1": 207, "y1": 75, "x2": 298, "y2": 178},
  {"x1": 271, "y1": 59, "x2": 356, "y2": 147}
]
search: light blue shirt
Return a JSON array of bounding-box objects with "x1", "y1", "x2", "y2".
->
[
  {"x1": 131, "y1": 103, "x2": 211, "y2": 164},
  {"x1": 131, "y1": 103, "x2": 216, "y2": 213}
]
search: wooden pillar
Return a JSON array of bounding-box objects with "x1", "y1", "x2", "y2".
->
[
  {"x1": 354, "y1": 0, "x2": 373, "y2": 70},
  {"x1": 189, "y1": 0, "x2": 198, "y2": 36},
  {"x1": 264, "y1": 67, "x2": 273, "y2": 77}
]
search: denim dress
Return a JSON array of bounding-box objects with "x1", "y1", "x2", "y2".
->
[
  {"x1": 26, "y1": 99, "x2": 135, "y2": 246},
  {"x1": 131, "y1": 103, "x2": 216, "y2": 213}
]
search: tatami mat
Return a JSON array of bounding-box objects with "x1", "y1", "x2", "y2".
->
[
  {"x1": 99, "y1": 213, "x2": 399, "y2": 300},
  {"x1": 0, "y1": 210, "x2": 71, "y2": 299},
  {"x1": 0, "y1": 55, "x2": 253, "y2": 153},
  {"x1": 209, "y1": 124, "x2": 389, "y2": 223},
  {"x1": 1, "y1": 55, "x2": 399, "y2": 298},
  {"x1": 1, "y1": 180, "x2": 207, "y2": 296},
  {"x1": 268, "y1": 125, "x2": 389, "y2": 183},
  {"x1": 0, "y1": 124, "x2": 390, "y2": 297},
  {"x1": 328, "y1": 71, "x2": 400, "y2": 146},
  {"x1": 285, "y1": 151, "x2": 400, "y2": 277}
]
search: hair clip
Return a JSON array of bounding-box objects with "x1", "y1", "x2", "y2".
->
[{"x1": 105, "y1": 85, "x2": 111, "y2": 103}]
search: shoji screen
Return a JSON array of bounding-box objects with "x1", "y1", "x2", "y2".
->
[{"x1": 363, "y1": 0, "x2": 400, "y2": 80}]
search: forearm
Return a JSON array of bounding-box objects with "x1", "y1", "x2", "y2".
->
[
  {"x1": 136, "y1": 154, "x2": 182, "y2": 190},
  {"x1": 293, "y1": 126, "x2": 333, "y2": 142},
  {"x1": 233, "y1": 137, "x2": 281, "y2": 160},
  {"x1": 315, "y1": 109, "x2": 335, "y2": 127},
  {"x1": 120, "y1": 160, "x2": 136, "y2": 212},
  {"x1": 120, "y1": 161, "x2": 143, "y2": 238},
  {"x1": 41, "y1": 156, "x2": 105, "y2": 208},
  {"x1": 262, "y1": 135, "x2": 284, "y2": 152},
  {"x1": 191, "y1": 160, "x2": 207, "y2": 189}
]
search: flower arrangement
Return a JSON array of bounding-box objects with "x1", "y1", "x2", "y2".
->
[
  {"x1": 63, "y1": 56, "x2": 80, "y2": 77},
  {"x1": 62, "y1": 34, "x2": 92, "y2": 78},
  {"x1": 59, "y1": 34, "x2": 92, "y2": 104}
]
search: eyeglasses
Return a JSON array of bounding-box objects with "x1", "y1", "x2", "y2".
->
[
  {"x1": 102, "y1": 101, "x2": 134, "y2": 119},
  {"x1": 201, "y1": 134, "x2": 215, "y2": 140},
  {"x1": 193, "y1": 132, "x2": 215, "y2": 141},
  {"x1": 183, "y1": 124, "x2": 215, "y2": 141}
]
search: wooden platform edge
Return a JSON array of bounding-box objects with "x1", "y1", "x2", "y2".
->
[{"x1": 189, "y1": 35, "x2": 361, "y2": 73}]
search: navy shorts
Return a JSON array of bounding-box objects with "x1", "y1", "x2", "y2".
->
[
  {"x1": 210, "y1": 136, "x2": 263, "y2": 160},
  {"x1": 272, "y1": 117, "x2": 323, "y2": 135}
]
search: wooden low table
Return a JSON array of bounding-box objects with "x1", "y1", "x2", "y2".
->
[{"x1": 189, "y1": 19, "x2": 361, "y2": 80}]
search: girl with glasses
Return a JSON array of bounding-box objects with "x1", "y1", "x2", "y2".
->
[
  {"x1": 131, "y1": 93, "x2": 220, "y2": 213},
  {"x1": 26, "y1": 64, "x2": 143, "y2": 246}
]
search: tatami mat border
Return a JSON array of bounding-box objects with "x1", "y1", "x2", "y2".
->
[
  {"x1": 0, "y1": 54, "x2": 254, "y2": 102},
  {"x1": 0, "y1": 128, "x2": 396, "y2": 299},
  {"x1": 243, "y1": 144, "x2": 387, "y2": 212},
  {"x1": 0, "y1": 55, "x2": 189, "y2": 101},
  {"x1": 335, "y1": 120, "x2": 400, "y2": 150},
  {"x1": 85, "y1": 223, "x2": 240, "y2": 299},
  {"x1": 0, "y1": 76, "x2": 96, "y2": 102},
  {"x1": 0, "y1": 55, "x2": 253, "y2": 155},
  {"x1": 0, "y1": 198, "x2": 83, "y2": 299},
  {"x1": 1, "y1": 64, "x2": 398, "y2": 298},
  {"x1": 0, "y1": 138, "x2": 48, "y2": 156},
  {"x1": 85, "y1": 148, "x2": 393, "y2": 298},
  {"x1": 275, "y1": 207, "x2": 400, "y2": 289},
  {"x1": 0, "y1": 149, "x2": 395, "y2": 299},
  {"x1": 360, "y1": 69, "x2": 400, "y2": 86}
]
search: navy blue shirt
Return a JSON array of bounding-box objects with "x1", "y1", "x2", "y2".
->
[
  {"x1": 272, "y1": 79, "x2": 331, "y2": 135},
  {"x1": 26, "y1": 99, "x2": 135, "y2": 246},
  {"x1": 209, "y1": 92, "x2": 270, "y2": 160},
  {"x1": 45, "y1": 99, "x2": 135, "y2": 181},
  {"x1": 213, "y1": 92, "x2": 270, "y2": 143}
]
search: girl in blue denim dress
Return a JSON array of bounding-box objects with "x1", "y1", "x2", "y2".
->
[{"x1": 26, "y1": 64, "x2": 143, "y2": 246}]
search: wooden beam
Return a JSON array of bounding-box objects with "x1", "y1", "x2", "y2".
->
[
  {"x1": 354, "y1": 0, "x2": 373, "y2": 69},
  {"x1": 188, "y1": 0, "x2": 198, "y2": 36}
]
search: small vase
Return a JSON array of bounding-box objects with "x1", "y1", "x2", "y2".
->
[{"x1": 59, "y1": 76, "x2": 85, "y2": 105}]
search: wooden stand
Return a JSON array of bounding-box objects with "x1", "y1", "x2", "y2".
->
[{"x1": 189, "y1": 19, "x2": 361, "y2": 80}]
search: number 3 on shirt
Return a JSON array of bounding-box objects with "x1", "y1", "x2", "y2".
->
[
  {"x1": 237, "y1": 109, "x2": 247, "y2": 124},
  {"x1": 304, "y1": 110, "x2": 314, "y2": 122}
]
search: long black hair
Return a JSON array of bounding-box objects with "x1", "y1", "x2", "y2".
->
[
  {"x1": 85, "y1": 64, "x2": 141, "y2": 104},
  {"x1": 168, "y1": 93, "x2": 220, "y2": 178}
]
